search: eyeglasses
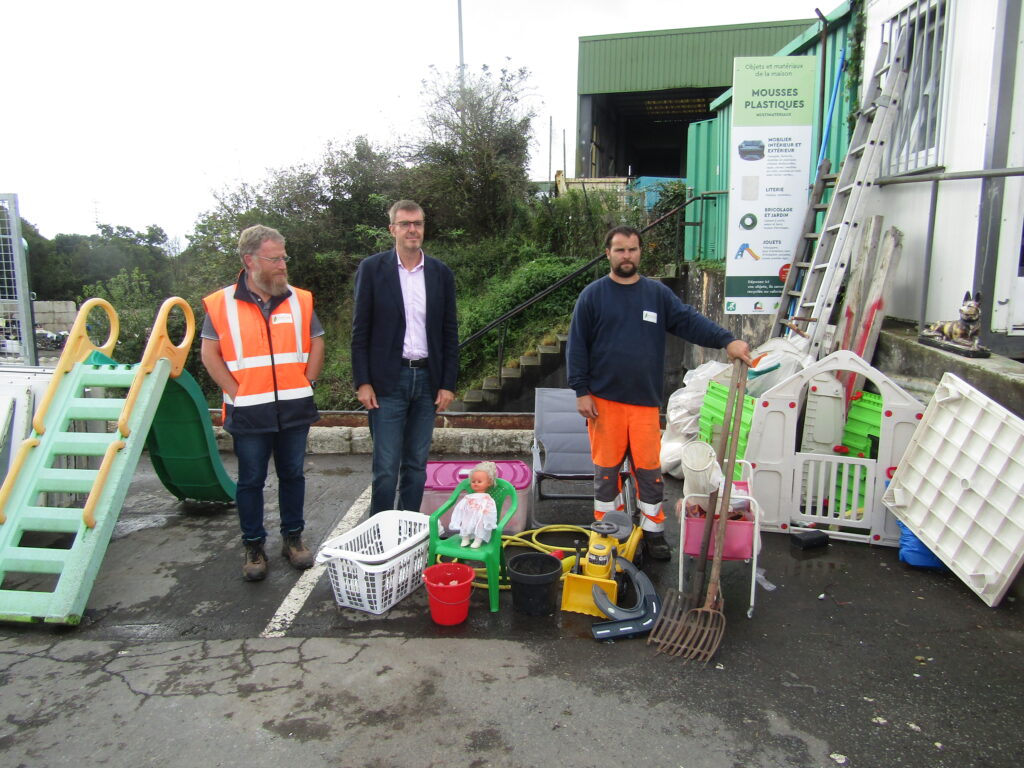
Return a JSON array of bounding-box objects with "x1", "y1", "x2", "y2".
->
[
  {"x1": 392, "y1": 220, "x2": 425, "y2": 230},
  {"x1": 254, "y1": 254, "x2": 291, "y2": 264}
]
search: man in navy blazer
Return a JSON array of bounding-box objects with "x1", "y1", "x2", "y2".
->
[{"x1": 352, "y1": 200, "x2": 459, "y2": 515}]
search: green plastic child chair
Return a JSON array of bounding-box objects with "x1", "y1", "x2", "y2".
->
[{"x1": 427, "y1": 477, "x2": 518, "y2": 612}]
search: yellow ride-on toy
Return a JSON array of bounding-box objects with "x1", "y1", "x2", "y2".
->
[
  {"x1": 561, "y1": 505, "x2": 662, "y2": 641},
  {"x1": 560, "y1": 506, "x2": 643, "y2": 617}
]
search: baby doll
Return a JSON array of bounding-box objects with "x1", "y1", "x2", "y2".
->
[{"x1": 449, "y1": 461, "x2": 499, "y2": 549}]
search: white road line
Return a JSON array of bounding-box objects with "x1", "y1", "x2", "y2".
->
[{"x1": 259, "y1": 483, "x2": 371, "y2": 639}]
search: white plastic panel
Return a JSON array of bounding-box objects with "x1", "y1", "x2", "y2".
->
[
  {"x1": 800, "y1": 373, "x2": 845, "y2": 453},
  {"x1": 882, "y1": 373, "x2": 1024, "y2": 607}
]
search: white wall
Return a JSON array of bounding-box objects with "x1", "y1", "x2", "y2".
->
[
  {"x1": 32, "y1": 301, "x2": 77, "y2": 332},
  {"x1": 990, "y1": 5, "x2": 1024, "y2": 334},
  {"x1": 862, "y1": 0, "x2": 1000, "y2": 326}
]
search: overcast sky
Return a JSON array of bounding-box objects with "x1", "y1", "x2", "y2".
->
[{"x1": 6, "y1": 0, "x2": 824, "y2": 245}]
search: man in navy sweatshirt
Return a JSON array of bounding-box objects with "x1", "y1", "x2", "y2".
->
[{"x1": 567, "y1": 225, "x2": 752, "y2": 559}]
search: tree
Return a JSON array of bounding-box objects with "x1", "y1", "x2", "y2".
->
[
  {"x1": 181, "y1": 136, "x2": 404, "y2": 301},
  {"x1": 25, "y1": 222, "x2": 173, "y2": 301},
  {"x1": 79, "y1": 267, "x2": 165, "y2": 364},
  {"x1": 409, "y1": 64, "x2": 536, "y2": 239},
  {"x1": 21, "y1": 219, "x2": 72, "y2": 300}
]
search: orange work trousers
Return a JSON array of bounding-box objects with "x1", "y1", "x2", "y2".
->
[{"x1": 587, "y1": 395, "x2": 665, "y2": 527}]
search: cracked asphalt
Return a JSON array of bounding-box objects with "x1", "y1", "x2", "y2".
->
[{"x1": 1, "y1": 452, "x2": 1023, "y2": 768}]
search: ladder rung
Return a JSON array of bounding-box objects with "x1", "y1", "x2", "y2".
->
[
  {"x1": 65, "y1": 398, "x2": 125, "y2": 421},
  {"x1": 49, "y1": 432, "x2": 118, "y2": 456},
  {"x1": 36, "y1": 467, "x2": 98, "y2": 493},
  {"x1": 795, "y1": 261, "x2": 811, "y2": 269},
  {"x1": 822, "y1": 173, "x2": 839, "y2": 182},
  {"x1": 812, "y1": 203, "x2": 828, "y2": 211},
  {"x1": 79, "y1": 367, "x2": 137, "y2": 387},
  {"x1": 825, "y1": 223, "x2": 844, "y2": 233},
  {"x1": 1, "y1": 548, "x2": 70, "y2": 573},
  {"x1": 803, "y1": 232, "x2": 820, "y2": 240},
  {"x1": 785, "y1": 291, "x2": 802, "y2": 298},
  {"x1": 14, "y1": 507, "x2": 85, "y2": 533},
  {"x1": 836, "y1": 183, "x2": 859, "y2": 195},
  {"x1": 0, "y1": 590, "x2": 54, "y2": 615}
]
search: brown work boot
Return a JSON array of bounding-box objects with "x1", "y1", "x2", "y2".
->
[
  {"x1": 281, "y1": 533, "x2": 314, "y2": 570},
  {"x1": 242, "y1": 540, "x2": 268, "y2": 581}
]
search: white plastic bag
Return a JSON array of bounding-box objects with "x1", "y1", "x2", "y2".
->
[
  {"x1": 661, "y1": 360, "x2": 730, "y2": 477},
  {"x1": 743, "y1": 338, "x2": 811, "y2": 398}
]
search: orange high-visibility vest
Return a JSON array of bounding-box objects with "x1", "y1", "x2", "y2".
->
[{"x1": 203, "y1": 282, "x2": 318, "y2": 433}]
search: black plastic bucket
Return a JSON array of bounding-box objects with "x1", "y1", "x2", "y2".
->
[{"x1": 507, "y1": 552, "x2": 562, "y2": 616}]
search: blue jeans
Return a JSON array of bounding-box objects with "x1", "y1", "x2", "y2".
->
[
  {"x1": 367, "y1": 366, "x2": 436, "y2": 515},
  {"x1": 232, "y1": 425, "x2": 310, "y2": 542}
]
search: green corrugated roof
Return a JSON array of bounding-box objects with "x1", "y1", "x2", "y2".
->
[{"x1": 578, "y1": 19, "x2": 816, "y2": 94}]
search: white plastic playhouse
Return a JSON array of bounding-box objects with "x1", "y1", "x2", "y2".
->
[{"x1": 745, "y1": 350, "x2": 925, "y2": 546}]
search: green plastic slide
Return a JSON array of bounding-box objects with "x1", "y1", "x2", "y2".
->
[{"x1": 145, "y1": 368, "x2": 236, "y2": 503}]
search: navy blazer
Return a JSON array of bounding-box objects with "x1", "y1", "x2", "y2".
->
[{"x1": 351, "y1": 249, "x2": 459, "y2": 398}]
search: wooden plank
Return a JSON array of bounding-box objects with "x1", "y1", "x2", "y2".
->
[
  {"x1": 840, "y1": 227, "x2": 904, "y2": 403},
  {"x1": 831, "y1": 215, "x2": 884, "y2": 356}
]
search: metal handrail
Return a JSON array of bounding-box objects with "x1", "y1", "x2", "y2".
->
[
  {"x1": 458, "y1": 194, "x2": 714, "y2": 363},
  {"x1": 875, "y1": 166, "x2": 1024, "y2": 335}
]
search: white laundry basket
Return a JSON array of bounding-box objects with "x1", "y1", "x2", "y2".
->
[{"x1": 315, "y1": 510, "x2": 430, "y2": 614}]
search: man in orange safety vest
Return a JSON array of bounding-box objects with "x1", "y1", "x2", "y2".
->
[{"x1": 201, "y1": 225, "x2": 325, "y2": 581}]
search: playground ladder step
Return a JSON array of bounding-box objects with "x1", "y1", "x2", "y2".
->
[
  {"x1": 76, "y1": 365, "x2": 138, "y2": 388},
  {"x1": 2, "y1": 546, "x2": 70, "y2": 571},
  {"x1": 65, "y1": 397, "x2": 128, "y2": 421},
  {"x1": 12, "y1": 506, "x2": 86, "y2": 532},
  {"x1": 48, "y1": 431, "x2": 120, "y2": 456},
  {"x1": 35, "y1": 467, "x2": 98, "y2": 494}
]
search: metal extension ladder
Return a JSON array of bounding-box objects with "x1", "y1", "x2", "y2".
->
[{"x1": 770, "y1": 38, "x2": 909, "y2": 359}]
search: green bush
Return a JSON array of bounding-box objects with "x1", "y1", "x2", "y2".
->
[
  {"x1": 315, "y1": 305, "x2": 358, "y2": 411},
  {"x1": 526, "y1": 189, "x2": 622, "y2": 261},
  {"x1": 457, "y1": 256, "x2": 594, "y2": 387}
]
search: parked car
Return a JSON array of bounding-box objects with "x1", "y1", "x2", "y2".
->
[{"x1": 35, "y1": 328, "x2": 67, "y2": 351}]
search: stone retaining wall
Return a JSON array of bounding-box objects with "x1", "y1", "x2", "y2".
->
[{"x1": 212, "y1": 426, "x2": 534, "y2": 456}]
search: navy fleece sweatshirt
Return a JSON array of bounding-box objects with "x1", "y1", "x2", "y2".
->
[{"x1": 567, "y1": 276, "x2": 735, "y2": 407}]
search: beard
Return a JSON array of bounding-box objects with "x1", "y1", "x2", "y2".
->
[
  {"x1": 250, "y1": 269, "x2": 289, "y2": 297},
  {"x1": 612, "y1": 261, "x2": 636, "y2": 279}
]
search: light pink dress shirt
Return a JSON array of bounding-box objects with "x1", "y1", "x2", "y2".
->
[{"x1": 397, "y1": 251, "x2": 429, "y2": 359}]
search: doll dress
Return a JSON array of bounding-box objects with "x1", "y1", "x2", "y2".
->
[{"x1": 449, "y1": 492, "x2": 498, "y2": 542}]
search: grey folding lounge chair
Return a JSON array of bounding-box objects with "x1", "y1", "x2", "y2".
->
[
  {"x1": 530, "y1": 387, "x2": 640, "y2": 529},
  {"x1": 529, "y1": 388, "x2": 594, "y2": 527}
]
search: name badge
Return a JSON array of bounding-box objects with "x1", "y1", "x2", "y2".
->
[
  {"x1": 643, "y1": 310, "x2": 657, "y2": 323},
  {"x1": 272, "y1": 313, "x2": 293, "y2": 325}
]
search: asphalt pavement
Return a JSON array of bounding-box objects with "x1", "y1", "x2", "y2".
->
[{"x1": 1, "y1": 451, "x2": 1022, "y2": 768}]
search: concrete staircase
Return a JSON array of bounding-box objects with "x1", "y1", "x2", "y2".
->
[{"x1": 452, "y1": 333, "x2": 570, "y2": 412}]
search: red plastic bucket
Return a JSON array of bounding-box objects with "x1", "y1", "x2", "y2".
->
[{"x1": 422, "y1": 562, "x2": 476, "y2": 625}]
